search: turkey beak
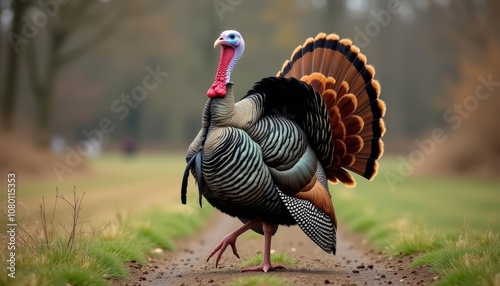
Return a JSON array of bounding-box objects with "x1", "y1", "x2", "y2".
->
[{"x1": 214, "y1": 38, "x2": 226, "y2": 48}]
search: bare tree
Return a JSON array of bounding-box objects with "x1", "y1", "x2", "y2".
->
[
  {"x1": 1, "y1": 0, "x2": 30, "y2": 131},
  {"x1": 30, "y1": 0, "x2": 133, "y2": 147},
  {"x1": 3, "y1": 0, "x2": 131, "y2": 146}
]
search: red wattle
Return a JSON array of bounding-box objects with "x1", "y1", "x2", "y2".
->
[
  {"x1": 207, "y1": 82, "x2": 226, "y2": 98},
  {"x1": 207, "y1": 46, "x2": 235, "y2": 98}
]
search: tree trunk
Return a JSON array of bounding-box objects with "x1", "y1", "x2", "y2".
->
[
  {"x1": 35, "y1": 85, "x2": 54, "y2": 148},
  {"x1": 34, "y1": 52, "x2": 57, "y2": 148},
  {"x1": 1, "y1": 0, "x2": 28, "y2": 131}
]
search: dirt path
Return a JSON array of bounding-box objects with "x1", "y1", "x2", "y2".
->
[{"x1": 115, "y1": 213, "x2": 436, "y2": 286}]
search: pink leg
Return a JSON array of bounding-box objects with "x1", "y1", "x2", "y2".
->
[
  {"x1": 207, "y1": 219, "x2": 261, "y2": 268},
  {"x1": 240, "y1": 222, "x2": 286, "y2": 272}
]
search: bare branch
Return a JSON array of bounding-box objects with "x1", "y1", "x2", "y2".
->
[
  {"x1": 15, "y1": 223, "x2": 35, "y2": 248},
  {"x1": 39, "y1": 196, "x2": 49, "y2": 246},
  {"x1": 57, "y1": 6, "x2": 130, "y2": 65},
  {"x1": 58, "y1": 221, "x2": 70, "y2": 236},
  {"x1": 49, "y1": 188, "x2": 59, "y2": 238}
]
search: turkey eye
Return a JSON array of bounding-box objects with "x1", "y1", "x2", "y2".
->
[{"x1": 229, "y1": 34, "x2": 235, "y2": 39}]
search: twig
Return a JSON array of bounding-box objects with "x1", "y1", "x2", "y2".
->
[
  {"x1": 0, "y1": 211, "x2": 34, "y2": 246},
  {"x1": 14, "y1": 223, "x2": 36, "y2": 249},
  {"x1": 57, "y1": 187, "x2": 86, "y2": 249},
  {"x1": 50, "y1": 188, "x2": 59, "y2": 239},
  {"x1": 85, "y1": 221, "x2": 112, "y2": 254},
  {"x1": 39, "y1": 196, "x2": 49, "y2": 246}
]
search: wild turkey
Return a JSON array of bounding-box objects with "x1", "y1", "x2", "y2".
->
[{"x1": 182, "y1": 30, "x2": 386, "y2": 272}]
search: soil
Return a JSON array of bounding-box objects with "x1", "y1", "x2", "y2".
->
[{"x1": 112, "y1": 214, "x2": 437, "y2": 286}]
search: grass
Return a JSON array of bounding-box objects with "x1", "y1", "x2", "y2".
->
[
  {"x1": 334, "y1": 156, "x2": 500, "y2": 285},
  {"x1": 0, "y1": 191, "x2": 211, "y2": 286},
  {"x1": 410, "y1": 230, "x2": 500, "y2": 286},
  {"x1": 6, "y1": 154, "x2": 188, "y2": 228},
  {"x1": 0, "y1": 153, "x2": 212, "y2": 285},
  {"x1": 241, "y1": 252, "x2": 300, "y2": 268},
  {"x1": 233, "y1": 246, "x2": 299, "y2": 286}
]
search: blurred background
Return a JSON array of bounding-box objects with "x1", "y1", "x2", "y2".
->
[
  {"x1": 1, "y1": 5, "x2": 499, "y2": 286},
  {"x1": 0, "y1": 0, "x2": 499, "y2": 222}
]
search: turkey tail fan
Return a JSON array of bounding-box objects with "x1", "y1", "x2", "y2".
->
[{"x1": 277, "y1": 33, "x2": 386, "y2": 187}]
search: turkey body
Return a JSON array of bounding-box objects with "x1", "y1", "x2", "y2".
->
[
  {"x1": 202, "y1": 110, "x2": 320, "y2": 226},
  {"x1": 186, "y1": 77, "x2": 338, "y2": 254},
  {"x1": 201, "y1": 115, "x2": 303, "y2": 225},
  {"x1": 182, "y1": 31, "x2": 386, "y2": 270}
]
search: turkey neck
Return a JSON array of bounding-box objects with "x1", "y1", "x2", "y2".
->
[
  {"x1": 209, "y1": 82, "x2": 236, "y2": 127},
  {"x1": 208, "y1": 83, "x2": 259, "y2": 130}
]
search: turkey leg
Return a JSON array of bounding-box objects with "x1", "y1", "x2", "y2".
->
[
  {"x1": 240, "y1": 222, "x2": 286, "y2": 272},
  {"x1": 207, "y1": 219, "x2": 261, "y2": 268}
]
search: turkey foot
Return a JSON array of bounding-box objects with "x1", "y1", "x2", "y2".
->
[
  {"x1": 207, "y1": 219, "x2": 261, "y2": 268},
  {"x1": 240, "y1": 222, "x2": 285, "y2": 272},
  {"x1": 241, "y1": 263, "x2": 286, "y2": 273}
]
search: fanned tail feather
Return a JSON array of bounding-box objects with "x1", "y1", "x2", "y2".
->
[{"x1": 277, "y1": 33, "x2": 386, "y2": 187}]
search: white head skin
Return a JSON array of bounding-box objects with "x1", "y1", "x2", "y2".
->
[{"x1": 207, "y1": 30, "x2": 245, "y2": 98}]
